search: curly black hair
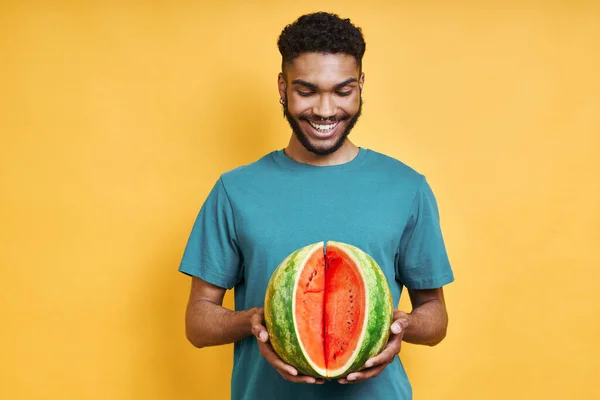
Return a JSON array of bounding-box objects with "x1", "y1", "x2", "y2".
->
[{"x1": 277, "y1": 12, "x2": 366, "y2": 71}]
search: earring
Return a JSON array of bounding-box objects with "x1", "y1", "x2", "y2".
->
[{"x1": 279, "y1": 98, "x2": 286, "y2": 117}]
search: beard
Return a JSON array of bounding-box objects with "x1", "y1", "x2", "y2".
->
[{"x1": 283, "y1": 98, "x2": 363, "y2": 156}]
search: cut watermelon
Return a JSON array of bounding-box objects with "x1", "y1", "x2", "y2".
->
[{"x1": 264, "y1": 241, "x2": 393, "y2": 379}]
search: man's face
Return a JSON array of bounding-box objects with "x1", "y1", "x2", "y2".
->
[{"x1": 279, "y1": 53, "x2": 364, "y2": 155}]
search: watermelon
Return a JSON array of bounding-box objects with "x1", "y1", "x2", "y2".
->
[{"x1": 264, "y1": 241, "x2": 394, "y2": 379}]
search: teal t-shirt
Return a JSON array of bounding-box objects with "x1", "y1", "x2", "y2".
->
[{"x1": 179, "y1": 147, "x2": 454, "y2": 400}]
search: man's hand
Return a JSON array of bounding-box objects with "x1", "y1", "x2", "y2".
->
[
  {"x1": 338, "y1": 309, "x2": 410, "y2": 384},
  {"x1": 250, "y1": 308, "x2": 325, "y2": 384}
]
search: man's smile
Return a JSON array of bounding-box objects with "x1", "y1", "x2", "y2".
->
[{"x1": 308, "y1": 120, "x2": 339, "y2": 134}]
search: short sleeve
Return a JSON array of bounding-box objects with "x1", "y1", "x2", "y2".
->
[
  {"x1": 396, "y1": 178, "x2": 454, "y2": 289},
  {"x1": 178, "y1": 177, "x2": 243, "y2": 289}
]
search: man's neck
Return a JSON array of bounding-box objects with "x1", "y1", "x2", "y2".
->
[{"x1": 283, "y1": 138, "x2": 360, "y2": 167}]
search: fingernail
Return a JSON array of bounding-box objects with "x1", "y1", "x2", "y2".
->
[
  {"x1": 259, "y1": 331, "x2": 268, "y2": 341},
  {"x1": 308, "y1": 378, "x2": 315, "y2": 383},
  {"x1": 347, "y1": 375, "x2": 356, "y2": 381},
  {"x1": 392, "y1": 323, "x2": 402, "y2": 333},
  {"x1": 365, "y1": 361, "x2": 373, "y2": 368}
]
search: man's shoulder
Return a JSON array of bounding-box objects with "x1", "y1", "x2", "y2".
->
[
  {"x1": 365, "y1": 148, "x2": 425, "y2": 185},
  {"x1": 218, "y1": 151, "x2": 279, "y2": 184}
]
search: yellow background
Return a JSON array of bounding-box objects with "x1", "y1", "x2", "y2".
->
[{"x1": 1, "y1": 1, "x2": 599, "y2": 399}]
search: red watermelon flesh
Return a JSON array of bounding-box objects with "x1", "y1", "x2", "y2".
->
[
  {"x1": 294, "y1": 245, "x2": 367, "y2": 373},
  {"x1": 294, "y1": 249, "x2": 326, "y2": 371}
]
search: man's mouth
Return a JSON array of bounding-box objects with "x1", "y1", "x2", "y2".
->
[{"x1": 307, "y1": 120, "x2": 339, "y2": 134}]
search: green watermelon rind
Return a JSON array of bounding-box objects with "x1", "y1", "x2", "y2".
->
[{"x1": 264, "y1": 242, "x2": 327, "y2": 378}]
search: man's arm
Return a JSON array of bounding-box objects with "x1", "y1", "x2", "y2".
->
[
  {"x1": 184, "y1": 276, "x2": 323, "y2": 384},
  {"x1": 400, "y1": 287, "x2": 448, "y2": 346},
  {"x1": 338, "y1": 286, "x2": 449, "y2": 384},
  {"x1": 184, "y1": 276, "x2": 258, "y2": 348}
]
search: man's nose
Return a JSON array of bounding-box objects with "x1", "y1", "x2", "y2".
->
[{"x1": 313, "y1": 94, "x2": 337, "y2": 118}]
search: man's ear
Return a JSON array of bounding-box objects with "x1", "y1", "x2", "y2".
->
[
  {"x1": 359, "y1": 71, "x2": 365, "y2": 91},
  {"x1": 278, "y1": 72, "x2": 287, "y2": 101}
]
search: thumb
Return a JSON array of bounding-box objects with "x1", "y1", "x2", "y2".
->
[
  {"x1": 391, "y1": 310, "x2": 410, "y2": 334},
  {"x1": 255, "y1": 328, "x2": 269, "y2": 342},
  {"x1": 251, "y1": 310, "x2": 269, "y2": 342}
]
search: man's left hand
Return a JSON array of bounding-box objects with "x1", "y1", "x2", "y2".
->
[{"x1": 338, "y1": 309, "x2": 410, "y2": 384}]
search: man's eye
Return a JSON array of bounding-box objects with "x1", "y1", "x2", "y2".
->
[
  {"x1": 336, "y1": 90, "x2": 352, "y2": 97},
  {"x1": 298, "y1": 91, "x2": 314, "y2": 97}
]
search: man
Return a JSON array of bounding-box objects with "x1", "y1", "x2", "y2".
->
[{"x1": 179, "y1": 12, "x2": 454, "y2": 399}]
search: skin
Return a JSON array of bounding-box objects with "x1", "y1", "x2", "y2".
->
[{"x1": 184, "y1": 52, "x2": 450, "y2": 385}]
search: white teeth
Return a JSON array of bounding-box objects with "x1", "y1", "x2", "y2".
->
[{"x1": 309, "y1": 121, "x2": 337, "y2": 132}]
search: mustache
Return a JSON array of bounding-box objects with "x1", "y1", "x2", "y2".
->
[{"x1": 298, "y1": 113, "x2": 349, "y2": 123}]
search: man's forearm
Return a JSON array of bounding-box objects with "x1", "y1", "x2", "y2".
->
[
  {"x1": 186, "y1": 299, "x2": 258, "y2": 348},
  {"x1": 403, "y1": 299, "x2": 448, "y2": 346}
]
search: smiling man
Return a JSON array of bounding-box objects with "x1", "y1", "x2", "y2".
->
[{"x1": 179, "y1": 12, "x2": 454, "y2": 400}]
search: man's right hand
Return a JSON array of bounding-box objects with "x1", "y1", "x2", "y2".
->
[{"x1": 250, "y1": 308, "x2": 325, "y2": 384}]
